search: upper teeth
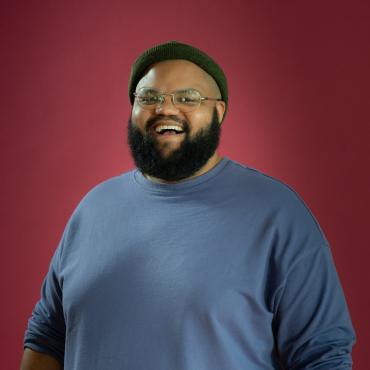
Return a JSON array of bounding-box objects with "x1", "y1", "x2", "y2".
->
[{"x1": 155, "y1": 125, "x2": 184, "y2": 133}]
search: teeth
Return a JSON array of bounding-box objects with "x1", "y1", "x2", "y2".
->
[{"x1": 155, "y1": 125, "x2": 184, "y2": 133}]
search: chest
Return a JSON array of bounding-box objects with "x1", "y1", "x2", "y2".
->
[{"x1": 60, "y1": 205, "x2": 275, "y2": 334}]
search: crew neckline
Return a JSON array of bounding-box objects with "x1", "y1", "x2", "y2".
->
[{"x1": 132, "y1": 157, "x2": 231, "y2": 194}]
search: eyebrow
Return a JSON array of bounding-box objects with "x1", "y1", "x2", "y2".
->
[
  {"x1": 174, "y1": 88, "x2": 198, "y2": 93},
  {"x1": 139, "y1": 87, "x2": 160, "y2": 93},
  {"x1": 139, "y1": 87, "x2": 201, "y2": 94}
]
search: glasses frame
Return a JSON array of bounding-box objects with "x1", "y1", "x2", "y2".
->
[{"x1": 133, "y1": 87, "x2": 223, "y2": 113}]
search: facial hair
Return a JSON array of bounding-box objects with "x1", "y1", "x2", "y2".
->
[{"x1": 127, "y1": 108, "x2": 221, "y2": 182}]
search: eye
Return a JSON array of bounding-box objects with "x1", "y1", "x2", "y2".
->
[
  {"x1": 175, "y1": 90, "x2": 200, "y2": 105},
  {"x1": 178, "y1": 96, "x2": 194, "y2": 103},
  {"x1": 138, "y1": 95, "x2": 161, "y2": 105},
  {"x1": 136, "y1": 88, "x2": 163, "y2": 105}
]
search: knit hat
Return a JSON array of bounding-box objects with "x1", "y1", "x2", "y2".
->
[{"x1": 128, "y1": 40, "x2": 228, "y2": 122}]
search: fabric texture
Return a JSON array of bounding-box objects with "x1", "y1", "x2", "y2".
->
[
  {"x1": 24, "y1": 157, "x2": 356, "y2": 369},
  {"x1": 128, "y1": 40, "x2": 228, "y2": 121}
]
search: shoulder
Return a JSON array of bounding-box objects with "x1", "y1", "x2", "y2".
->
[
  {"x1": 225, "y1": 159, "x2": 331, "y2": 285},
  {"x1": 77, "y1": 170, "x2": 135, "y2": 210},
  {"x1": 226, "y1": 159, "x2": 306, "y2": 203},
  {"x1": 225, "y1": 158, "x2": 329, "y2": 248},
  {"x1": 61, "y1": 169, "x2": 136, "y2": 237}
]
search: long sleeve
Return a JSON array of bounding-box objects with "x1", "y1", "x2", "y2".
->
[
  {"x1": 23, "y1": 236, "x2": 66, "y2": 365},
  {"x1": 273, "y1": 245, "x2": 356, "y2": 369}
]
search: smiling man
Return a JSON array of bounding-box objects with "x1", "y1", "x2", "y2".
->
[
  {"x1": 21, "y1": 41, "x2": 356, "y2": 370},
  {"x1": 127, "y1": 58, "x2": 226, "y2": 183}
]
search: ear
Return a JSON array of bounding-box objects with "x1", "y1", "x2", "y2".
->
[{"x1": 215, "y1": 101, "x2": 226, "y2": 124}]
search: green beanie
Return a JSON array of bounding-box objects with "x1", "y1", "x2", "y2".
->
[{"x1": 128, "y1": 40, "x2": 228, "y2": 122}]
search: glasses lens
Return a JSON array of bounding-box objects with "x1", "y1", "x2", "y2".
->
[
  {"x1": 136, "y1": 89, "x2": 162, "y2": 108},
  {"x1": 174, "y1": 89, "x2": 201, "y2": 112}
]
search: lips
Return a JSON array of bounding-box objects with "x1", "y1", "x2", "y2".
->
[
  {"x1": 152, "y1": 128, "x2": 185, "y2": 138},
  {"x1": 152, "y1": 121, "x2": 185, "y2": 131},
  {"x1": 158, "y1": 131, "x2": 183, "y2": 136}
]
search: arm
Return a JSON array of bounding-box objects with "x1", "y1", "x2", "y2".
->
[
  {"x1": 273, "y1": 246, "x2": 356, "y2": 369},
  {"x1": 22, "y1": 238, "x2": 66, "y2": 367},
  {"x1": 20, "y1": 348, "x2": 62, "y2": 370}
]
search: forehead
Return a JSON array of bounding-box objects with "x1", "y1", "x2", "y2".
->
[{"x1": 136, "y1": 59, "x2": 217, "y2": 94}]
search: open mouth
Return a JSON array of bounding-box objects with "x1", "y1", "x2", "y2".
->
[
  {"x1": 151, "y1": 124, "x2": 186, "y2": 136},
  {"x1": 156, "y1": 130, "x2": 184, "y2": 136}
]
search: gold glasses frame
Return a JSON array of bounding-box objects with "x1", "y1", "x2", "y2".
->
[{"x1": 133, "y1": 87, "x2": 223, "y2": 113}]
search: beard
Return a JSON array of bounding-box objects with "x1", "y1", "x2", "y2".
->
[{"x1": 127, "y1": 108, "x2": 221, "y2": 182}]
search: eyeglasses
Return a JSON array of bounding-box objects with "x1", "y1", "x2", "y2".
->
[{"x1": 133, "y1": 87, "x2": 223, "y2": 113}]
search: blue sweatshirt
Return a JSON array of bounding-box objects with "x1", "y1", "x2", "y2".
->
[{"x1": 24, "y1": 157, "x2": 355, "y2": 369}]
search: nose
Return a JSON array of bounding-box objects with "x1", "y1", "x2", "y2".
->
[{"x1": 155, "y1": 94, "x2": 180, "y2": 115}]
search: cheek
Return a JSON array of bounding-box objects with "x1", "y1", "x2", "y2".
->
[
  {"x1": 132, "y1": 104, "x2": 143, "y2": 121},
  {"x1": 131, "y1": 104, "x2": 151, "y2": 128},
  {"x1": 186, "y1": 109, "x2": 213, "y2": 128}
]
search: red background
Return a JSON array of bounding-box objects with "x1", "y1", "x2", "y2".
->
[{"x1": 1, "y1": 1, "x2": 369, "y2": 368}]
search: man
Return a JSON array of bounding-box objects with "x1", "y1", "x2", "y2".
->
[{"x1": 21, "y1": 41, "x2": 356, "y2": 369}]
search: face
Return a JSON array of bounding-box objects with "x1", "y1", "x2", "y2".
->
[{"x1": 128, "y1": 60, "x2": 226, "y2": 182}]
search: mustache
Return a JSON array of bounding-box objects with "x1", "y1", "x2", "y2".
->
[{"x1": 146, "y1": 115, "x2": 188, "y2": 131}]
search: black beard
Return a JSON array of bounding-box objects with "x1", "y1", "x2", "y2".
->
[{"x1": 127, "y1": 108, "x2": 221, "y2": 182}]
